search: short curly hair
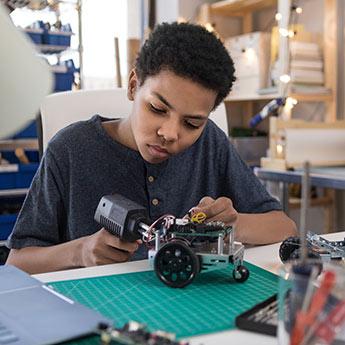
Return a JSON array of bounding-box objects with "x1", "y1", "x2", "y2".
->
[{"x1": 135, "y1": 22, "x2": 236, "y2": 109}]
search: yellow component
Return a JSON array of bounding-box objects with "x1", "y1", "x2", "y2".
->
[{"x1": 191, "y1": 212, "x2": 207, "y2": 224}]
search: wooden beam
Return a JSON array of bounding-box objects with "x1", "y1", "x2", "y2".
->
[{"x1": 324, "y1": 0, "x2": 337, "y2": 122}]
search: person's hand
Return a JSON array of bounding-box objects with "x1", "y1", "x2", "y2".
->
[
  {"x1": 192, "y1": 196, "x2": 238, "y2": 225},
  {"x1": 80, "y1": 228, "x2": 139, "y2": 267}
]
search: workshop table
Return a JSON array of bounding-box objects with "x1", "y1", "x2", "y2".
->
[{"x1": 33, "y1": 232, "x2": 345, "y2": 345}]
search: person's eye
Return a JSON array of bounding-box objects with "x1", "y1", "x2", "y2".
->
[
  {"x1": 185, "y1": 121, "x2": 201, "y2": 130},
  {"x1": 150, "y1": 103, "x2": 166, "y2": 114}
]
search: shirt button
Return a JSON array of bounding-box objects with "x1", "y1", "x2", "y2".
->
[
  {"x1": 148, "y1": 176, "x2": 155, "y2": 183},
  {"x1": 152, "y1": 198, "x2": 159, "y2": 206}
]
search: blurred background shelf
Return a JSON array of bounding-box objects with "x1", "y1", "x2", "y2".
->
[{"x1": 210, "y1": 0, "x2": 277, "y2": 16}]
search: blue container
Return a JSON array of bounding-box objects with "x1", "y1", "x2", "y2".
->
[
  {"x1": 54, "y1": 72, "x2": 74, "y2": 91},
  {"x1": 53, "y1": 59, "x2": 76, "y2": 91},
  {"x1": 43, "y1": 31, "x2": 72, "y2": 47},
  {"x1": 0, "y1": 170, "x2": 16, "y2": 189},
  {"x1": 0, "y1": 214, "x2": 17, "y2": 240},
  {"x1": 26, "y1": 30, "x2": 43, "y2": 44},
  {"x1": 12, "y1": 119, "x2": 37, "y2": 139},
  {"x1": 0, "y1": 163, "x2": 39, "y2": 190}
]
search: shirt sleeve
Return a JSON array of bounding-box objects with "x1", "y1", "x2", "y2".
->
[
  {"x1": 7, "y1": 148, "x2": 67, "y2": 249},
  {"x1": 219, "y1": 138, "x2": 282, "y2": 214}
]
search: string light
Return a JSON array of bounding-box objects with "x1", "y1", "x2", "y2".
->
[
  {"x1": 295, "y1": 7, "x2": 303, "y2": 14},
  {"x1": 280, "y1": 74, "x2": 291, "y2": 84},
  {"x1": 275, "y1": 12, "x2": 282, "y2": 21},
  {"x1": 279, "y1": 28, "x2": 289, "y2": 37}
]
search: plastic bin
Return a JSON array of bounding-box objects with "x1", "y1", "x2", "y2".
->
[
  {"x1": 53, "y1": 59, "x2": 76, "y2": 91},
  {"x1": 0, "y1": 214, "x2": 17, "y2": 240},
  {"x1": 24, "y1": 28, "x2": 43, "y2": 44},
  {"x1": 43, "y1": 29, "x2": 73, "y2": 47},
  {"x1": 0, "y1": 163, "x2": 39, "y2": 190}
]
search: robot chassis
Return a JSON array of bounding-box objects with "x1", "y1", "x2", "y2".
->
[
  {"x1": 279, "y1": 231, "x2": 345, "y2": 263},
  {"x1": 95, "y1": 194, "x2": 249, "y2": 288}
]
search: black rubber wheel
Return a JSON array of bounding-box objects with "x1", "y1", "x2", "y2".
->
[
  {"x1": 279, "y1": 237, "x2": 300, "y2": 263},
  {"x1": 232, "y1": 265, "x2": 250, "y2": 283},
  {"x1": 154, "y1": 240, "x2": 199, "y2": 288}
]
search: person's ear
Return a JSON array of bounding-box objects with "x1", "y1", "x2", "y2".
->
[{"x1": 127, "y1": 69, "x2": 138, "y2": 101}]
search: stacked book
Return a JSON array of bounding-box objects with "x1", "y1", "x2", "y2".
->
[{"x1": 289, "y1": 41, "x2": 330, "y2": 94}]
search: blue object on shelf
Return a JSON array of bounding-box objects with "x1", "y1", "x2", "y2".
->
[
  {"x1": 0, "y1": 214, "x2": 17, "y2": 240},
  {"x1": 11, "y1": 119, "x2": 37, "y2": 139},
  {"x1": 26, "y1": 29, "x2": 43, "y2": 44},
  {"x1": 53, "y1": 59, "x2": 77, "y2": 91},
  {"x1": 0, "y1": 163, "x2": 39, "y2": 190},
  {"x1": 43, "y1": 24, "x2": 73, "y2": 47}
]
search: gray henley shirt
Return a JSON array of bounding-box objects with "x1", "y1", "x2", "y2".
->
[{"x1": 7, "y1": 115, "x2": 281, "y2": 259}]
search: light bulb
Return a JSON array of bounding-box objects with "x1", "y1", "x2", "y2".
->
[
  {"x1": 275, "y1": 13, "x2": 282, "y2": 21},
  {"x1": 279, "y1": 28, "x2": 289, "y2": 37},
  {"x1": 280, "y1": 74, "x2": 291, "y2": 83}
]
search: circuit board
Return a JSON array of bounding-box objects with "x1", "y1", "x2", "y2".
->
[{"x1": 49, "y1": 262, "x2": 278, "y2": 343}]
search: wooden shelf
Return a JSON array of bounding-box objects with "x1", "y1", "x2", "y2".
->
[
  {"x1": 210, "y1": 0, "x2": 277, "y2": 16},
  {"x1": 0, "y1": 139, "x2": 38, "y2": 150},
  {"x1": 224, "y1": 92, "x2": 333, "y2": 102},
  {"x1": 225, "y1": 93, "x2": 279, "y2": 102},
  {"x1": 290, "y1": 93, "x2": 333, "y2": 102}
]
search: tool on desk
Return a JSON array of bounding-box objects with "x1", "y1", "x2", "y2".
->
[
  {"x1": 235, "y1": 294, "x2": 279, "y2": 336},
  {"x1": 291, "y1": 269, "x2": 336, "y2": 345},
  {"x1": 0, "y1": 265, "x2": 110, "y2": 345}
]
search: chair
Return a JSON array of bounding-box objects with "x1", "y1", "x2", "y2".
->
[
  {"x1": 39, "y1": 88, "x2": 228, "y2": 154},
  {"x1": 39, "y1": 88, "x2": 132, "y2": 153}
]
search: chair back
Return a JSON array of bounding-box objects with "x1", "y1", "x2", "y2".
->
[
  {"x1": 40, "y1": 88, "x2": 132, "y2": 152},
  {"x1": 39, "y1": 88, "x2": 229, "y2": 153}
]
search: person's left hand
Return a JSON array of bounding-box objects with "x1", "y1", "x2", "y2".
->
[{"x1": 191, "y1": 196, "x2": 238, "y2": 225}]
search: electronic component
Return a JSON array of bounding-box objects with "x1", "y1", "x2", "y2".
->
[
  {"x1": 94, "y1": 194, "x2": 250, "y2": 288},
  {"x1": 279, "y1": 232, "x2": 345, "y2": 263},
  {"x1": 97, "y1": 321, "x2": 189, "y2": 345}
]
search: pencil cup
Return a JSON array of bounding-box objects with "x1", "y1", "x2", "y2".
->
[{"x1": 278, "y1": 261, "x2": 345, "y2": 345}]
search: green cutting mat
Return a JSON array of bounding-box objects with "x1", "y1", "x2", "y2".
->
[{"x1": 49, "y1": 262, "x2": 278, "y2": 342}]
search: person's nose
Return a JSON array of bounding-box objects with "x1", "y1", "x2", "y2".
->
[{"x1": 157, "y1": 117, "x2": 179, "y2": 143}]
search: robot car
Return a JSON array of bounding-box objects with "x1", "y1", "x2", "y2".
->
[{"x1": 94, "y1": 194, "x2": 249, "y2": 288}]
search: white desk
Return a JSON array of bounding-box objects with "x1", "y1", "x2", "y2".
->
[{"x1": 33, "y1": 232, "x2": 345, "y2": 345}]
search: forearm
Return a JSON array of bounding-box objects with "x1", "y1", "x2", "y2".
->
[
  {"x1": 235, "y1": 210, "x2": 297, "y2": 245},
  {"x1": 6, "y1": 238, "x2": 84, "y2": 275}
]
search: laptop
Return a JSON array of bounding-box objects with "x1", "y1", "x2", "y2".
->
[{"x1": 0, "y1": 265, "x2": 110, "y2": 345}]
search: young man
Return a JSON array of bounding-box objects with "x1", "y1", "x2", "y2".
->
[{"x1": 6, "y1": 22, "x2": 296, "y2": 274}]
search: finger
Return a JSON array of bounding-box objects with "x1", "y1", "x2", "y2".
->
[
  {"x1": 198, "y1": 198, "x2": 229, "y2": 219},
  {"x1": 100, "y1": 246, "x2": 132, "y2": 263},
  {"x1": 206, "y1": 209, "x2": 238, "y2": 225},
  {"x1": 186, "y1": 196, "x2": 215, "y2": 218},
  {"x1": 197, "y1": 196, "x2": 215, "y2": 208},
  {"x1": 100, "y1": 229, "x2": 139, "y2": 252}
]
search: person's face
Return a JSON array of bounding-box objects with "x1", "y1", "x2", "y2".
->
[{"x1": 127, "y1": 69, "x2": 217, "y2": 164}]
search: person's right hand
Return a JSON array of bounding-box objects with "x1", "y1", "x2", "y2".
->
[{"x1": 79, "y1": 228, "x2": 139, "y2": 267}]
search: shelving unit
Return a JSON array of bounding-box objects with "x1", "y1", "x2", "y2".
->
[
  {"x1": 198, "y1": 0, "x2": 339, "y2": 232},
  {"x1": 0, "y1": 2, "x2": 83, "y2": 259},
  {"x1": 199, "y1": 0, "x2": 337, "y2": 125}
]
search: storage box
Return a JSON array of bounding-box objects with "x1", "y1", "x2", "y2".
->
[
  {"x1": 24, "y1": 28, "x2": 43, "y2": 44},
  {"x1": 52, "y1": 60, "x2": 76, "y2": 91},
  {"x1": 43, "y1": 31, "x2": 73, "y2": 47},
  {"x1": 0, "y1": 214, "x2": 17, "y2": 240},
  {"x1": 0, "y1": 163, "x2": 39, "y2": 190},
  {"x1": 225, "y1": 32, "x2": 271, "y2": 98}
]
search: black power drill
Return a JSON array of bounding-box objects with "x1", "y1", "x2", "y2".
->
[{"x1": 94, "y1": 194, "x2": 150, "y2": 242}]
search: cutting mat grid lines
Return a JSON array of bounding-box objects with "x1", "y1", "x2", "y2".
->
[{"x1": 50, "y1": 262, "x2": 278, "y2": 342}]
